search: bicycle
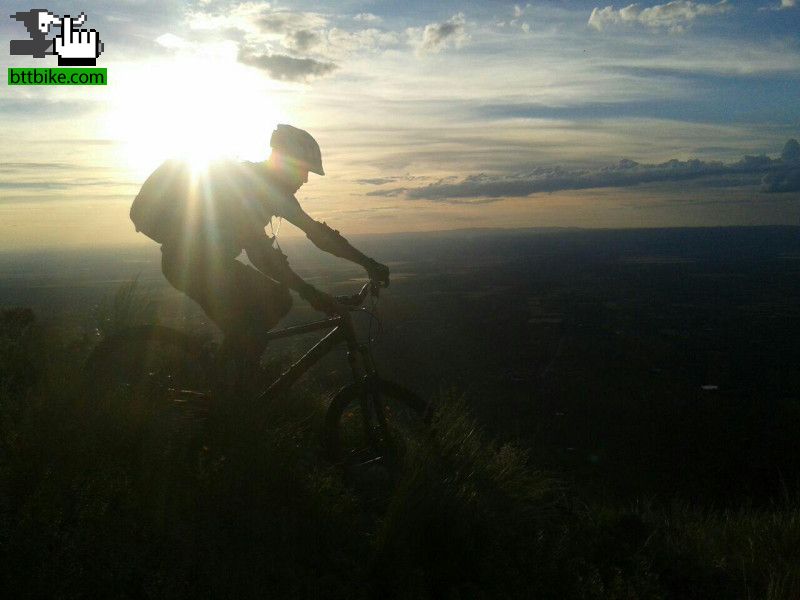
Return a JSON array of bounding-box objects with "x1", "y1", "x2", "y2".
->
[{"x1": 83, "y1": 281, "x2": 429, "y2": 469}]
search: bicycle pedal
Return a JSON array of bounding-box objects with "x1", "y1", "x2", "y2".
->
[
  {"x1": 354, "y1": 455, "x2": 384, "y2": 468},
  {"x1": 168, "y1": 389, "x2": 211, "y2": 412},
  {"x1": 168, "y1": 388, "x2": 208, "y2": 399}
]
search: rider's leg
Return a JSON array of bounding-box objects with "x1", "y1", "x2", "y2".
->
[
  {"x1": 161, "y1": 242, "x2": 292, "y2": 363},
  {"x1": 223, "y1": 258, "x2": 293, "y2": 354}
]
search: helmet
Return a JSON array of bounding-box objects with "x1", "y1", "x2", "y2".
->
[{"x1": 270, "y1": 124, "x2": 325, "y2": 176}]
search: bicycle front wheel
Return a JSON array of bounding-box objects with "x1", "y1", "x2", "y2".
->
[{"x1": 324, "y1": 377, "x2": 429, "y2": 467}]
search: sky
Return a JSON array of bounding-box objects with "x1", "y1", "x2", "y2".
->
[{"x1": 1, "y1": 0, "x2": 799, "y2": 250}]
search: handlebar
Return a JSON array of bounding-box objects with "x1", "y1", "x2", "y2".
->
[{"x1": 335, "y1": 280, "x2": 384, "y2": 309}]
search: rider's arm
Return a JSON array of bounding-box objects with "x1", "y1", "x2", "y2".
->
[
  {"x1": 276, "y1": 195, "x2": 388, "y2": 283},
  {"x1": 243, "y1": 234, "x2": 336, "y2": 313},
  {"x1": 243, "y1": 234, "x2": 307, "y2": 293}
]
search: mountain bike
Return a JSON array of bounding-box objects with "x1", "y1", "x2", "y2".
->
[{"x1": 83, "y1": 281, "x2": 429, "y2": 468}]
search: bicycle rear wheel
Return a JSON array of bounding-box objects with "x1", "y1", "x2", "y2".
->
[
  {"x1": 83, "y1": 325, "x2": 213, "y2": 408},
  {"x1": 324, "y1": 377, "x2": 429, "y2": 468}
]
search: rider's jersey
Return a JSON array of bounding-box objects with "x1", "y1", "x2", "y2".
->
[{"x1": 131, "y1": 159, "x2": 294, "y2": 254}]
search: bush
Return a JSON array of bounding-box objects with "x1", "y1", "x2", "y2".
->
[{"x1": 3, "y1": 310, "x2": 800, "y2": 599}]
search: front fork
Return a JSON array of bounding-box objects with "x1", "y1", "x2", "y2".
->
[{"x1": 342, "y1": 314, "x2": 388, "y2": 451}]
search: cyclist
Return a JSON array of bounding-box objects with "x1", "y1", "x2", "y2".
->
[{"x1": 131, "y1": 124, "x2": 390, "y2": 359}]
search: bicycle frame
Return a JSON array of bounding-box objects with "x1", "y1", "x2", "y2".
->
[
  {"x1": 83, "y1": 281, "x2": 399, "y2": 456},
  {"x1": 256, "y1": 309, "x2": 375, "y2": 403}
]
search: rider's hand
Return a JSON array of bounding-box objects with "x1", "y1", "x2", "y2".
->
[
  {"x1": 335, "y1": 294, "x2": 356, "y2": 307},
  {"x1": 366, "y1": 259, "x2": 390, "y2": 287},
  {"x1": 300, "y1": 284, "x2": 340, "y2": 316}
]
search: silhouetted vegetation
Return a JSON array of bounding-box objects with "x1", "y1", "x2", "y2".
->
[
  {"x1": 2, "y1": 302, "x2": 800, "y2": 599},
  {"x1": 3, "y1": 227, "x2": 800, "y2": 598}
]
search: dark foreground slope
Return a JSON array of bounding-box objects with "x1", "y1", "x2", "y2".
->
[
  {"x1": 2, "y1": 321, "x2": 800, "y2": 599},
  {"x1": 2, "y1": 226, "x2": 800, "y2": 597}
]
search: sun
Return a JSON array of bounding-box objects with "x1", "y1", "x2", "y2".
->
[{"x1": 104, "y1": 54, "x2": 289, "y2": 180}]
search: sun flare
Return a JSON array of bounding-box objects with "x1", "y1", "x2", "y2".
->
[{"x1": 104, "y1": 54, "x2": 289, "y2": 179}]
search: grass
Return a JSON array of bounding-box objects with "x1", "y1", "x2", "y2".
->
[{"x1": 2, "y1": 304, "x2": 800, "y2": 598}]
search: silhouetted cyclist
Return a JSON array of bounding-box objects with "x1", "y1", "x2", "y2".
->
[{"x1": 130, "y1": 125, "x2": 390, "y2": 359}]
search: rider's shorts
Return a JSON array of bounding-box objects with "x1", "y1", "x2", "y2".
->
[{"x1": 160, "y1": 242, "x2": 292, "y2": 345}]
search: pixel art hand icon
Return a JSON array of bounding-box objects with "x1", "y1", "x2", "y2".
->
[{"x1": 53, "y1": 13, "x2": 103, "y2": 66}]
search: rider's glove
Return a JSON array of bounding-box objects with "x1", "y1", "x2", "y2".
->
[
  {"x1": 365, "y1": 258, "x2": 390, "y2": 287},
  {"x1": 298, "y1": 283, "x2": 339, "y2": 316}
]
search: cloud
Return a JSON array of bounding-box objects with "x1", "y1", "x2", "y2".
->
[
  {"x1": 763, "y1": 139, "x2": 800, "y2": 191},
  {"x1": 514, "y1": 4, "x2": 531, "y2": 18},
  {"x1": 475, "y1": 70, "x2": 800, "y2": 124},
  {"x1": 497, "y1": 3, "x2": 532, "y2": 32},
  {"x1": 367, "y1": 141, "x2": 800, "y2": 202},
  {"x1": 255, "y1": 10, "x2": 328, "y2": 34},
  {"x1": 589, "y1": 1, "x2": 732, "y2": 33},
  {"x1": 186, "y1": 2, "x2": 279, "y2": 33},
  {"x1": 0, "y1": 98, "x2": 98, "y2": 119},
  {"x1": 409, "y1": 13, "x2": 469, "y2": 55},
  {"x1": 781, "y1": 139, "x2": 800, "y2": 162},
  {"x1": 284, "y1": 29, "x2": 321, "y2": 52},
  {"x1": 155, "y1": 33, "x2": 190, "y2": 49},
  {"x1": 356, "y1": 175, "x2": 429, "y2": 186},
  {"x1": 237, "y1": 46, "x2": 337, "y2": 81},
  {"x1": 234, "y1": 27, "x2": 396, "y2": 79},
  {"x1": 762, "y1": 169, "x2": 800, "y2": 192},
  {"x1": 761, "y1": 0, "x2": 797, "y2": 10},
  {"x1": 357, "y1": 177, "x2": 399, "y2": 186},
  {"x1": 260, "y1": 9, "x2": 398, "y2": 57},
  {"x1": 0, "y1": 177, "x2": 138, "y2": 191},
  {"x1": 325, "y1": 27, "x2": 401, "y2": 56},
  {"x1": 48, "y1": 139, "x2": 117, "y2": 146},
  {"x1": 151, "y1": 25, "x2": 248, "y2": 57},
  {"x1": 186, "y1": 4, "x2": 398, "y2": 77},
  {"x1": 0, "y1": 162, "x2": 83, "y2": 173},
  {"x1": 0, "y1": 193, "x2": 133, "y2": 205},
  {"x1": 353, "y1": 13, "x2": 382, "y2": 23},
  {"x1": 0, "y1": 182, "x2": 72, "y2": 190}
]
